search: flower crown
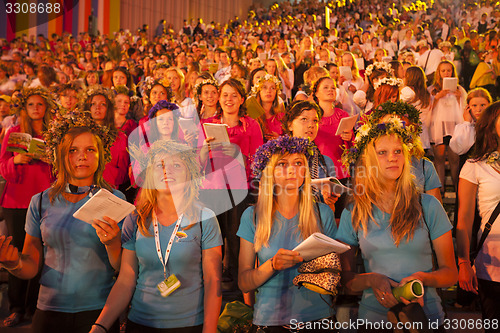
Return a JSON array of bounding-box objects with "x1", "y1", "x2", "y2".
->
[
  {"x1": 250, "y1": 74, "x2": 283, "y2": 97},
  {"x1": 342, "y1": 116, "x2": 418, "y2": 168},
  {"x1": 369, "y1": 101, "x2": 422, "y2": 132},
  {"x1": 148, "y1": 100, "x2": 180, "y2": 119},
  {"x1": 44, "y1": 109, "x2": 117, "y2": 171},
  {"x1": 140, "y1": 76, "x2": 172, "y2": 101},
  {"x1": 364, "y1": 61, "x2": 394, "y2": 77},
  {"x1": 80, "y1": 85, "x2": 115, "y2": 106},
  {"x1": 128, "y1": 140, "x2": 203, "y2": 190},
  {"x1": 251, "y1": 135, "x2": 315, "y2": 177},
  {"x1": 373, "y1": 77, "x2": 403, "y2": 91},
  {"x1": 194, "y1": 79, "x2": 219, "y2": 99},
  {"x1": 12, "y1": 87, "x2": 57, "y2": 115}
]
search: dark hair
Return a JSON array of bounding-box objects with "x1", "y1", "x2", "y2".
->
[
  {"x1": 148, "y1": 100, "x2": 180, "y2": 142},
  {"x1": 112, "y1": 67, "x2": 134, "y2": 90},
  {"x1": 219, "y1": 78, "x2": 247, "y2": 118},
  {"x1": 83, "y1": 93, "x2": 116, "y2": 129},
  {"x1": 282, "y1": 100, "x2": 323, "y2": 135},
  {"x1": 247, "y1": 67, "x2": 266, "y2": 93},
  {"x1": 311, "y1": 76, "x2": 334, "y2": 105},
  {"x1": 471, "y1": 100, "x2": 500, "y2": 161}
]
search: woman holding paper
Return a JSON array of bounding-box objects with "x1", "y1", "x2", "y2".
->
[
  {"x1": 237, "y1": 135, "x2": 337, "y2": 330},
  {"x1": 82, "y1": 86, "x2": 130, "y2": 190},
  {"x1": 90, "y1": 140, "x2": 222, "y2": 333},
  {"x1": 0, "y1": 111, "x2": 125, "y2": 333},
  {"x1": 337, "y1": 116, "x2": 457, "y2": 331},
  {"x1": 200, "y1": 78, "x2": 263, "y2": 291},
  {"x1": 311, "y1": 76, "x2": 353, "y2": 180},
  {"x1": 428, "y1": 60, "x2": 466, "y2": 195},
  {"x1": 283, "y1": 100, "x2": 338, "y2": 211},
  {"x1": 0, "y1": 87, "x2": 55, "y2": 327}
]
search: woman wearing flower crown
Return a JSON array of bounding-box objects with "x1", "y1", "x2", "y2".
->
[
  {"x1": 237, "y1": 135, "x2": 337, "y2": 331},
  {"x1": 90, "y1": 140, "x2": 222, "y2": 333},
  {"x1": 337, "y1": 116, "x2": 457, "y2": 332},
  {"x1": 372, "y1": 76, "x2": 403, "y2": 107},
  {"x1": 82, "y1": 86, "x2": 130, "y2": 191},
  {"x1": 0, "y1": 111, "x2": 125, "y2": 332},
  {"x1": 251, "y1": 74, "x2": 285, "y2": 142},
  {"x1": 0, "y1": 87, "x2": 55, "y2": 327},
  {"x1": 194, "y1": 76, "x2": 220, "y2": 121},
  {"x1": 113, "y1": 85, "x2": 139, "y2": 137},
  {"x1": 140, "y1": 77, "x2": 173, "y2": 122},
  {"x1": 456, "y1": 101, "x2": 500, "y2": 330}
]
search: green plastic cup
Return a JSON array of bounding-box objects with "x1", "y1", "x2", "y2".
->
[{"x1": 392, "y1": 279, "x2": 424, "y2": 302}]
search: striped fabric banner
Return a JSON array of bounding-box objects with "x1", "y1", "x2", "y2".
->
[{"x1": 1, "y1": 0, "x2": 119, "y2": 41}]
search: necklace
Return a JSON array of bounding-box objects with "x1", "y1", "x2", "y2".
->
[{"x1": 486, "y1": 151, "x2": 500, "y2": 173}]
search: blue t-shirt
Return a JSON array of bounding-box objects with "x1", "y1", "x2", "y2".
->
[
  {"x1": 411, "y1": 157, "x2": 441, "y2": 192},
  {"x1": 25, "y1": 189, "x2": 126, "y2": 313},
  {"x1": 122, "y1": 207, "x2": 222, "y2": 329},
  {"x1": 237, "y1": 203, "x2": 337, "y2": 326},
  {"x1": 336, "y1": 194, "x2": 452, "y2": 325}
]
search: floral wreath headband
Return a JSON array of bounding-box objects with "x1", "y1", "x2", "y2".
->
[
  {"x1": 148, "y1": 100, "x2": 180, "y2": 119},
  {"x1": 342, "y1": 116, "x2": 422, "y2": 168},
  {"x1": 12, "y1": 87, "x2": 57, "y2": 115},
  {"x1": 364, "y1": 61, "x2": 394, "y2": 77},
  {"x1": 44, "y1": 109, "x2": 117, "y2": 171},
  {"x1": 140, "y1": 76, "x2": 173, "y2": 101},
  {"x1": 112, "y1": 85, "x2": 140, "y2": 103},
  {"x1": 80, "y1": 85, "x2": 115, "y2": 106},
  {"x1": 250, "y1": 73, "x2": 283, "y2": 97},
  {"x1": 128, "y1": 140, "x2": 203, "y2": 190},
  {"x1": 251, "y1": 135, "x2": 315, "y2": 177},
  {"x1": 373, "y1": 77, "x2": 403, "y2": 91},
  {"x1": 194, "y1": 79, "x2": 219, "y2": 99},
  {"x1": 369, "y1": 101, "x2": 422, "y2": 131}
]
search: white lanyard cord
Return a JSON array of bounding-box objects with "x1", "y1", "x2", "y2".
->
[{"x1": 153, "y1": 212, "x2": 184, "y2": 279}]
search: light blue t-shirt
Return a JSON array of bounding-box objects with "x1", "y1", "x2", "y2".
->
[
  {"x1": 411, "y1": 157, "x2": 441, "y2": 192},
  {"x1": 122, "y1": 207, "x2": 222, "y2": 329},
  {"x1": 25, "y1": 189, "x2": 126, "y2": 313},
  {"x1": 336, "y1": 194, "x2": 452, "y2": 325},
  {"x1": 237, "y1": 203, "x2": 337, "y2": 326}
]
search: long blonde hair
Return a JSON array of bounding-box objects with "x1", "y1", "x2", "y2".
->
[
  {"x1": 351, "y1": 134, "x2": 422, "y2": 246},
  {"x1": 254, "y1": 153, "x2": 321, "y2": 251},
  {"x1": 135, "y1": 143, "x2": 202, "y2": 237}
]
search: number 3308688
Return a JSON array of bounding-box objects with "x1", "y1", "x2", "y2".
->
[{"x1": 6, "y1": 2, "x2": 61, "y2": 14}]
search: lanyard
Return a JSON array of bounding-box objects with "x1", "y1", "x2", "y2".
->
[{"x1": 153, "y1": 212, "x2": 184, "y2": 279}]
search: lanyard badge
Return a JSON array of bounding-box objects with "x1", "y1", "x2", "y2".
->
[{"x1": 154, "y1": 211, "x2": 183, "y2": 297}]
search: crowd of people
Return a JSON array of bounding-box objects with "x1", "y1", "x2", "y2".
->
[{"x1": 0, "y1": 0, "x2": 497, "y2": 332}]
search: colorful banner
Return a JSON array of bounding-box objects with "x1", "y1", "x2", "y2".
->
[{"x1": 0, "y1": 0, "x2": 119, "y2": 41}]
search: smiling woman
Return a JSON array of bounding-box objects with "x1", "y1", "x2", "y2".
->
[{"x1": 0, "y1": 111, "x2": 126, "y2": 333}]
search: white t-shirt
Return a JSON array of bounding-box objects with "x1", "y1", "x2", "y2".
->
[{"x1": 460, "y1": 160, "x2": 500, "y2": 282}]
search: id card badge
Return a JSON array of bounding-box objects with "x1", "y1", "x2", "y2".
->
[{"x1": 157, "y1": 274, "x2": 181, "y2": 298}]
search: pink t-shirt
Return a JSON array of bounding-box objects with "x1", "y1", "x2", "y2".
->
[{"x1": 314, "y1": 108, "x2": 353, "y2": 179}]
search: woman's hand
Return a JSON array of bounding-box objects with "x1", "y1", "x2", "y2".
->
[
  {"x1": 271, "y1": 249, "x2": 303, "y2": 271},
  {"x1": 321, "y1": 187, "x2": 340, "y2": 211},
  {"x1": 348, "y1": 84, "x2": 357, "y2": 94},
  {"x1": 184, "y1": 131, "x2": 197, "y2": 147},
  {"x1": 434, "y1": 89, "x2": 449, "y2": 101},
  {"x1": 338, "y1": 75, "x2": 347, "y2": 86},
  {"x1": 92, "y1": 216, "x2": 121, "y2": 246},
  {"x1": 221, "y1": 142, "x2": 239, "y2": 158},
  {"x1": 463, "y1": 105, "x2": 472, "y2": 122},
  {"x1": 199, "y1": 136, "x2": 215, "y2": 163},
  {"x1": 340, "y1": 130, "x2": 352, "y2": 141},
  {"x1": 13, "y1": 153, "x2": 33, "y2": 165},
  {"x1": 458, "y1": 262, "x2": 478, "y2": 294},
  {"x1": 369, "y1": 272, "x2": 400, "y2": 308},
  {"x1": 0, "y1": 236, "x2": 21, "y2": 270}
]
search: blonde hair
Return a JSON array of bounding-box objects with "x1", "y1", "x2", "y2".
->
[
  {"x1": 165, "y1": 67, "x2": 186, "y2": 104},
  {"x1": 135, "y1": 146, "x2": 201, "y2": 237},
  {"x1": 351, "y1": 134, "x2": 422, "y2": 246},
  {"x1": 254, "y1": 153, "x2": 321, "y2": 251}
]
